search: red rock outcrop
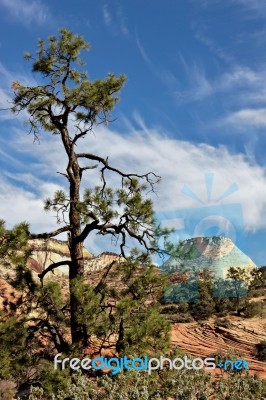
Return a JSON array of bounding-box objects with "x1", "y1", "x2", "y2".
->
[{"x1": 171, "y1": 317, "x2": 266, "y2": 378}]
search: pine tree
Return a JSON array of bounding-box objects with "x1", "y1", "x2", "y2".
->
[{"x1": 10, "y1": 28, "x2": 167, "y2": 351}]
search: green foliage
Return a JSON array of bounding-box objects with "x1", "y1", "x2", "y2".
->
[
  {"x1": 0, "y1": 219, "x2": 30, "y2": 270},
  {"x1": 39, "y1": 367, "x2": 72, "y2": 397},
  {"x1": 71, "y1": 261, "x2": 171, "y2": 356},
  {"x1": 214, "y1": 318, "x2": 232, "y2": 329},
  {"x1": 255, "y1": 340, "x2": 266, "y2": 361},
  {"x1": 247, "y1": 267, "x2": 266, "y2": 300},
  {"x1": 12, "y1": 28, "x2": 126, "y2": 137},
  {"x1": 161, "y1": 303, "x2": 185, "y2": 314},
  {"x1": 26, "y1": 359, "x2": 266, "y2": 400},
  {"x1": 242, "y1": 300, "x2": 265, "y2": 318},
  {"x1": 192, "y1": 299, "x2": 215, "y2": 320},
  {"x1": 27, "y1": 348, "x2": 212, "y2": 400},
  {"x1": 191, "y1": 280, "x2": 215, "y2": 320},
  {"x1": 166, "y1": 313, "x2": 194, "y2": 323},
  {"x1": 213, "y1": 373, "x2": 266, "y2": 400},
  {"x1": 224, "y1": 267, "x2": 250, "y2": 305},
  {"x1": 0, "y1": 316, "x2": 40, "y2": 385}
]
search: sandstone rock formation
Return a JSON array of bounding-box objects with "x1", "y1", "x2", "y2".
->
[
  {"x1": 171, "y1": 317, "x2": 266, "y2": 379},
  {"x1": 26, "y1": 240, "x2": 126, "y2": 280},
  {"x1": 162, "y1": 236, "x2": 257, "y2": 279},
  {"x1": 27, "y1": 238, "x2": 93, "y2": 278},
  {"x1": 85, "y1": 252, "x2": 123, "y2": 271}
]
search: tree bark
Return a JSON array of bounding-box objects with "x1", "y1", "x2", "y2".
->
[{"x1": 62, "y1": 126, "x2": 86, "y2": 348}]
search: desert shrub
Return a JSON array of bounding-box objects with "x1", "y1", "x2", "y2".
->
[
  {"x1": 160, "y1": 304, "x2": 181, "y2": 314},
  {"x1": 29, "y1": 387, "x2": 46, "y2": 400},
  {"x1": 27, "y1": 365, "x2": 266, "y2": 400},
  {"x1": 214, "y1": 297, "x2": 235, "y2": 315},
  {"x1": 27, "y1": 366, "x2": 212, "y2": 400},
  {"x1": 25, "y1": 346, "x2": 266, "y2": 400},
  {"x1": 177, "y1": 302, "x2": 190, "y2": 313},
  {"x1": 213, "y1": 372, "x2": 266, "y2": 400},
  {"x1": 256, "y1": 340, "x2": 266, "y2": 361},
  {"x1": 214, "y1": 318, "x2": 232, "y2": 329},
  {"x1": 167, "y1": 313, "x2": 194, "y2": 323},
  {"x1": 248, "y1": 288, "x2": 265, "y2": 298},
  {"x1": 0, "y1": 380, "x2": 16, "y2": 400},
  {"x1": 242, "y1": 301, "x2": 264, "y2": 318},
  {"x1": 192, "y1": 300, "x2": 215, "y2": 320}
]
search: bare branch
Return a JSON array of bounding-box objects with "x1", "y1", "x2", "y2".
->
[
  {"x1": 72, "y1": 126, "x2": 91, "y2": 145},
  {"x1": 38, "y1": 260, "x2": 72, "y2": 281},
  {"x1": 76, "y1": 152, "x2": 161, "y2": 189},
  {"x1": 94, "y1": 260, "x2": 117, "y2": 294},
  {"x1": 30, "y1": 225, "x2": 71, "y2": 239},
  {"x1": 57, "y1": 171, "x2": 70, "y2": 181},
  {"x1": 80, "y1": 164, "x2": 98, "y2": 172}
]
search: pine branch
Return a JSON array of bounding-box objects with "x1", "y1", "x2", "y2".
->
[
  {"x1": 76, "y1": 152, "x2": 161, "y2": 191},
  {"x1": 38, "y1": 260, "x2": 72, "y2": 282},
  {"x1": 30, "y1": 225, "x2": 71, "y2": 239}
]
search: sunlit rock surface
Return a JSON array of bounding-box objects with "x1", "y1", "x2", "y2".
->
[{"x1": 161, "y1": 236, "x2": 257, "y2": 279}]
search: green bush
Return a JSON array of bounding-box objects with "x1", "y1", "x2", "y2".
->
[
  {"x1": 214, "y1": 297, "x2": 235, "y2": 315},
  {"x1": 27, "y1": 366, "x2": 212, "y2": 400},
  {"x1": 26, "y1": 364, "x2": 266, "y2": 400},
  {"x1": 256, "y1": 341, "x2": 266, "y2": 361},
  {"x1": 192, "y1": 300, "x2": 215, "y2": 320},
  {"x1": 214, "y1": 318, "x2": 232, "y2": 329},
  {"x1": 213, "y1": 372, "x2": 266, "y2": 400},
  {"x1": 248, "y1": 288, "x2": 265, "y2": 298},
  {"x1": 160, "y1": 303, "x2": 181, "y2": 314},
  {"x1": 242, "y1": 301, "x2": 264, "y2": 318},
  {"x1": 166, "y1": 313, "x2": 194, "y2": 323},
  {"x1": 177, "y1": 302, "x2": 190, "y2": 313}
]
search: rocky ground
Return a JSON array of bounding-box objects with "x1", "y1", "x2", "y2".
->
[{"x1": 171, "y1": 316, "x2": 266, "y2": 378}]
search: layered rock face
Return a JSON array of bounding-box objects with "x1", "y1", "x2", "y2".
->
[
  {"x1": 0, "y1": 236, "x2": 258, "y2": 284},
  {"x1": 162, "y1": 235, "x2": 257, "y2": 279},
  {"x1": 26, "y1": 240, "x2": 126, "y2": 281},
  {"x1": 171, "y1": 317, "x2": 266, "y2": 379},
  {"x1": 86, "y1": 252, "x2": 123, "y2": 271},
  {"x1": 27, "y1": 238, "x2": 94, "y2": 277}
]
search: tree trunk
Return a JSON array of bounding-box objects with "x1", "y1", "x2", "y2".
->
[
  {"x1": 69, "y1": 229, "x2": 85, "y2": 347},
  {"x1": 67, "y1": 143, "x2": 86, "y2": 348}
]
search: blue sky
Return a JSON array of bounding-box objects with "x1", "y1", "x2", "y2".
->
[{"x1": 0, "y1": 0, "x2": 266, "y2": 265}]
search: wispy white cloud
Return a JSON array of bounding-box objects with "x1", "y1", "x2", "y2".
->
[
  {"x1": 103, "y1": 4, "x2": 112, "y2": 28},
  {"x1": 194, "y1": 28, "x2": 235, "y2": 65},
  {"x1": 1, "y1": 63, "x2": 266, "y2": 251},
  {"x1": 3, "y1": 117, "x2": 266, "y2": 235},
  {"x1": 116, "y1": 3, "x2": 128, "y2": 36},
  {"x1": 233, "y1": 0, "x2": 266, "y2": 17},
  {"x1": 135, "y1": 34, "x2": 152, "y2": 66},
  {"x1": 227, "y1": 108, "x2": 266, "y2": 127},
  {"x1": 136, "y1": 34, "x2": 179, "y2": 92},
  {"x1": 0, "y1": 0, "x2": 50, "y2": 25},
  {"x1": 0, "y1": 176, "x2": 63, "y2": 235},
  {"x1": 176, "y1": 62, "x2": 259, "y2": 103},
  {"x1": 0, "y1": 62, "x2": 38, "y2": 121},
  {"x1": 102, "y1": 4, "x2": 128, "y2": 36}
]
